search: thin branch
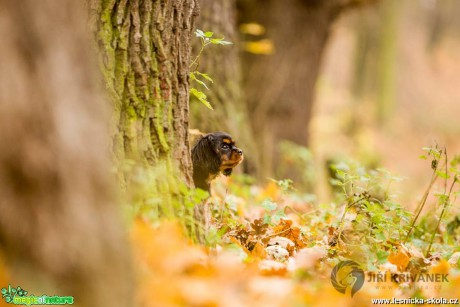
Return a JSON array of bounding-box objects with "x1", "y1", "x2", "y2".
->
[
  {"x1": 425, "y1": 175, "x2": 458, "y2": 257},
  {"x1": 404, "y1": 149, "x2": 441, "y2": 243}
]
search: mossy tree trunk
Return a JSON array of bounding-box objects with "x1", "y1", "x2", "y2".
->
[{"x1": 92, "y1": 0, "x2": 199, "y2": 189}]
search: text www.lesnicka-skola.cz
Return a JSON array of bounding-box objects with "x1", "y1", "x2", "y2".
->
[{"x1": 371, "y1": 297, "x2": 459, "y2": 305}]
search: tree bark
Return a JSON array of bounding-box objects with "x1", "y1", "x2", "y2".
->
[
  {"x1": 238, "y1": 0, "x2": 376, "y2": 182},
  {"x1": 0, "y1": 1, "x2": 131, "y2": 306},
  {"x1": 92, "y1": 0, "x2": 199, "y2": 187},
  {"x1": 192, "y1": 0, "x2": 260, "y2": 175}
]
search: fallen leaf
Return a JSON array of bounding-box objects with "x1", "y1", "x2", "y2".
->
[{"x1": 388, "y1": 245, "x2": 411, "y2": 271}]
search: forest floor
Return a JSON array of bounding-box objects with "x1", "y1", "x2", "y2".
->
[{"x1": 133, "y1": 161, "x2": 460, "y2": 307}]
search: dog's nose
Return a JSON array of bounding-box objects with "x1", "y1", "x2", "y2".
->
[{"x1": 236, "y1": 148, "x2": 243, "y2": 155}]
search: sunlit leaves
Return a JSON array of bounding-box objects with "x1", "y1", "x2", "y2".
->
[
  {"x1": 261, "y1": 198, "x2": 277, "y2": 211},
  {"x1": 242, "y1": 39, "x2": 274, "y2": 55},
  {"x1": 239, "y1": 23, "x2": 266, "y2": 36},
  {"x1": 194, "y1": 29, "x2": 232, "y2": 45},
  {"x1": 190, "y1": 88, "x2": 213, "y2": 110},
  {"x1": 190, "y1": 29, "x2": 232, "y2": 109}
]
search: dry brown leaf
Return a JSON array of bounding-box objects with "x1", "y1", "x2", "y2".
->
[
  {"x1": 273, "y1": 219, "x2": 306, "y2": 249},
  {"x1": 250, "y1": 218, "x2": 269, "y2": 236}
]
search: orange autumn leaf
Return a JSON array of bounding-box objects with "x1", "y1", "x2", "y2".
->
[
  {"x1": 430, "y1": 259, "x2": 450, "y2": 275},
  {"x1": 273, "y1": 219, "x2": 306, "y2": 249},
  {"x1": 251, "y1": 242, "x2": 267, "y2": 259},
  {"x1": 258, "y1": 181, "x2": 280, "y2": 201},
  {"x1": 388, "y1": 246, "x2": 411, "y2": 271}
]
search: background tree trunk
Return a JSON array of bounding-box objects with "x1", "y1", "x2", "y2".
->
[
  {"x1": 376, "y1": 0, "x2": 399, "y2": 124},
  {"x1": 191, "y1": 0, "x2": 260, "y2": 175},
  {"x1": 93, "y1": 0, "x2": 199, "y2": 188},
  {"x1": 238, "y1": 0, "x2": 376, "y2": 183},
  {"x1": 0, "y1": 1, "x2": 131, "y2": 306}
]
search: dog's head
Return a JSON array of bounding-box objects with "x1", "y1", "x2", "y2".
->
[{"x1": 192, "y1": 132, "x2": 243, "y2": 191}]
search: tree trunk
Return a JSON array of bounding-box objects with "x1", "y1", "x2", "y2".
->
[
  {"x1": 238, "y1": 0, "x2": 375, "y2": 182},
  {"x1": 93, "y1": 0, "x2": 199, "y2": 187},
  {"x1": 376, "y1": 0, "x2": 398, "y2": 124},
  {"x1": 0, "y1": 1, "x2": 131, "y2": 306},
  {"x1": 191, "y1": 0, "x2": 260, "y2": 175}
]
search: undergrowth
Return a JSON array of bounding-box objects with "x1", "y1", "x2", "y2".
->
[
  {"x1": 197, "y1": 145, "x2": 460, "y2": 270},
  {"x1": 128, "y1": 145, "x2": 460, "y2": 305}
]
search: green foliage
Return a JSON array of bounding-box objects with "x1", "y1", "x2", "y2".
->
[
  {"x1": 190, "y1": 29, "x2": 232, "y2": 109},
  {"x1": 261, "y1": 198, "x2": 286, "y2": 225},
  {"x1": 420, "y1": 145, "x2": 459, "y2": 256},
  {"x1": 269, "y1": 178, "x2": 295, "y2": 192},
  {"x1": 327, "y1": 161, "x2": 412, "y2": 267},
  {"x1": 120, "y1": 159, "x2": 208, "y2": 238}
]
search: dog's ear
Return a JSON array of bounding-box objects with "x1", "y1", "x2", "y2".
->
[{"x1": 192, "y1": 135, "x2": 221, "y2": 174}]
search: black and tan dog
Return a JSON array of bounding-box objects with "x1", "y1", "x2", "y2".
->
[{"x1": 191, "y1": 132, "x2": 243, "y2": 193}]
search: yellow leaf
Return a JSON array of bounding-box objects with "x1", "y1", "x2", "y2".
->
[
  {"x1": 243, "y1": 39, "x2": 274, "y2": 55},
  {"x1": 239, "y1": 23, "x2": 265, "y2": 36}
]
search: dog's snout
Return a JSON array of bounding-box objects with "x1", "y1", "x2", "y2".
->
[{"x1": 236, "y1": 148, "x2": 243, "y2": 155}]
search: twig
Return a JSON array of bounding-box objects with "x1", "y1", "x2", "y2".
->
[
  {"x1": 425, "y1": 175, "x2": 458, "y2": 257},
  {"x1": 404, "y1": 149, "x2": 441, "y2": 243},
  {"x1": 337, "y1": 195, "x2": 367, "y2": 246}
]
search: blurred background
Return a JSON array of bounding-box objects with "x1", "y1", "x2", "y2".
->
[
  {"x1": 313, "y1": 0, "x2": 460, "y2": 205},
  {"x1": 191, "y1": 0, "x2": 460, "y2": 207}
]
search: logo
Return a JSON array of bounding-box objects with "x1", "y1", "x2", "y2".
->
[
  {"x1": 331, "y1": 260, "x2": 365, "y2": 297},
  {"x1": 1, "y1": 285, "x2": 74, "y2": 305}
]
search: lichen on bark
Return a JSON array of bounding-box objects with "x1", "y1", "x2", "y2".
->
[{"x1": 91, "y1": 0, "x2": 199, "y2": 204}]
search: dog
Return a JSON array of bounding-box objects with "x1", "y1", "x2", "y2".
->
[{"x1": 191, "y1": 132, "x2": 243, "y2": 193}]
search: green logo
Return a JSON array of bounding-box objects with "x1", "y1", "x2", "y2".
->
[
  {"x1": 331, "y1": 260, "x2": 365, "y2": 297},
  {"x1": 1, "y1": 285, "x2": 74, "y2": 305}
]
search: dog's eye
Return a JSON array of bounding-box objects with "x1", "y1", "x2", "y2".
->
[{"x1": 221, "y1": 144, "x2": 229, "y2": 150}]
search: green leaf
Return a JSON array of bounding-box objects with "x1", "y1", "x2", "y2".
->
[
  {"x1": 263, "y1": 214, "x2": 272, "y2": 225},
  {"x1": 261, "y1": 199, "x2": 277, "y2": 211},
  {"x1": 193, "y1": 188, "x2": 210, "y2": 204},
  {"x1": 190, "y1": 88, "x2": 213, "y2": 110},
  {"x1": 193, "y1": 78, "x2": 209, "y2": 90},
  {"x1": 204, "y1": 31, "x2": 214, "y2": 38},
  {"x1": 210, "y1": 38, "x2": 232, "y2": 45},
  {"x1": 195, "y1": 72, "x2": 213, "y2": 83},
  {"x1": 436, "y1": 170, "x2": 449, "y2": 179},
  {"x1": 329, "y1": 178, "x2": 343, "y2": 186},
  {"x1": 272, "y1": 209, "x2": 286, "y2": 223}
]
